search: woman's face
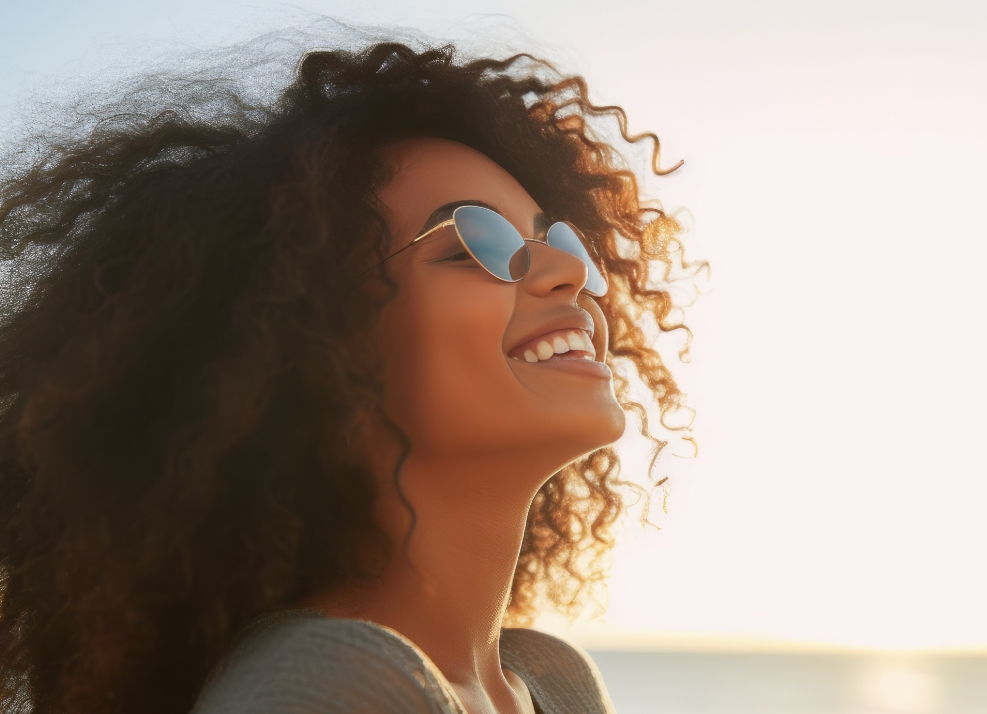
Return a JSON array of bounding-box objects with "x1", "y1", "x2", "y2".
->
[{"x1": 373, "y1": 138, "x2": 625, "y2": 478}]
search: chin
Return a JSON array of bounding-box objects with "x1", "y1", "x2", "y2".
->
[
  {"x1": 566, "y1": 402, "x2": 627, "y2": 456},
  {"x1": 595, "y1": 407, "x2": 627, "y2": 448}
]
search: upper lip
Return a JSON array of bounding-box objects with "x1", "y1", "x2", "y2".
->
[{"x1": 506, "y1": 310, "x2": 595, "y2": 355}]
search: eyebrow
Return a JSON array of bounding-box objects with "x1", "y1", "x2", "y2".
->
[{"x1": 415, "y1": 200, "x2": 549, "y2": 240}]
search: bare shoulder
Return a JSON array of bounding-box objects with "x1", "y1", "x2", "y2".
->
[
  {"x1": 191, "y1": 610, "x2": 461, "y2": 714},
  {"x1": 499, "y1": 628, "x2": 616, "y2": 714}
]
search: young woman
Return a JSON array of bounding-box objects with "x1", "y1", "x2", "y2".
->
[{"x1": 0, "y1": 41, "x2": 689, "y2": 714}]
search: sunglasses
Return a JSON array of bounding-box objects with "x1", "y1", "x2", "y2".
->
[{"x1": 365, "y1": 205, "x2": 608, "y2": 297}]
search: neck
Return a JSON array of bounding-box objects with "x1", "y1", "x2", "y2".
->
[
  {"x1": 304, "y1": 441, "x2": 562, "y2": 714},
  {"x1": 377, "y1": 457, "x2": 534, "y2": 676}
]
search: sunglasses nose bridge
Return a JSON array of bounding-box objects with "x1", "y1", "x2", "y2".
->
[{"x1": 520, "y1": 238, "x2": 592, "y2": 294}]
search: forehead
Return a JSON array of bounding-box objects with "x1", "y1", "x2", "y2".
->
[{"x1": 377, "y1": 138, "x2": 543, "y2": 249}]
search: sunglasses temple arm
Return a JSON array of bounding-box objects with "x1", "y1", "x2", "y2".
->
[{"x1": 357, "y1": 219, "x2": 456, "y2": 277}]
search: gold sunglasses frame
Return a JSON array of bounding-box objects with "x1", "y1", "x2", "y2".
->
[{"x1": 362, "y1": 206, "x2": 608, "y2": 297}]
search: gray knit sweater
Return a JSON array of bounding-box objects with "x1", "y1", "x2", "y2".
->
[{"x1": 190, "y1": 610, "x2": 615, "y2": 713}]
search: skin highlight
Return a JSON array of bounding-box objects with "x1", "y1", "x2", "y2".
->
[{"x1": 299, "y1": 138, "x2": 625, "y2": 714}]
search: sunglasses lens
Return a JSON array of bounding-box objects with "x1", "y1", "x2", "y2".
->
[
  {"x1": 454, "y1": 206, "x2": 530, "y2": 281},
  {"x1": 546, "y1": 222, "x2": 608, "y2": 296}
]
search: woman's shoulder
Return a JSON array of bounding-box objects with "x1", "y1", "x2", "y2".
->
[
  {"x1": 500, "y1": 628, "x2": 616, "y2": 714},
  {"x1": 191, "y1": 611, "x2": 615, "y2": 714},
  {"x1": 190, "y1": 609, "x2": 462, "y2": 714}
]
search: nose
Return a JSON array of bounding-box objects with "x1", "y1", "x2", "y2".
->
[{"x1": 519, "y1": 239, "x2": 588, "y2": 299}]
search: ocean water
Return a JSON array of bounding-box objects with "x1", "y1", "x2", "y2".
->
[{"x1": 588, "y1": 651, "x2": 987, "y2": 714}]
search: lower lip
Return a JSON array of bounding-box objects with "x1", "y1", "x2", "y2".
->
[{"x1": 512, "y1": 357, "x2": 612, "y2": 380}]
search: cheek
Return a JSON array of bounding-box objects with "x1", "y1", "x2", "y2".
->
[{"x1": 378, "y1": 276, "x2": 517, "y2": 452}]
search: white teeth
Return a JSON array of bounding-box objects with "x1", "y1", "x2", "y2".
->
[
  {"x1": 514, "y1": 330, "x2": 597, "y2": 363},
  {"x1": 574, "y1": 331, "x2": 596, "y2": 355},
  {"x1": 552, "y1": 336, "x2": 570, "y2": 354}
]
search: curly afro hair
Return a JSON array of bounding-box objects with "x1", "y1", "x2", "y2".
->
[{"x1": 0, "y1": 39, "x2": 692, "y2": 714}]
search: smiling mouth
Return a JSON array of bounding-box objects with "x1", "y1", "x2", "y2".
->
[{"x1": 508, "y1": 329, "x2": 597, "y2": 363}]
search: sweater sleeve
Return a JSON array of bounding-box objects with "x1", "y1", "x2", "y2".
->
[{"x1": 190, "y1": 611, "x2": 462, "y2": 714}]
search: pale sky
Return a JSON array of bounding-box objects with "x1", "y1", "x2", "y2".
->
[{"x1": 2, "y1": 0, "x2": 985, "y2": 652}]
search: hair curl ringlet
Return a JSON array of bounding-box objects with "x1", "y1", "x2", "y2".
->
[{"x1": 0, "y1": 37, "x2": 700, "y2": 714}]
